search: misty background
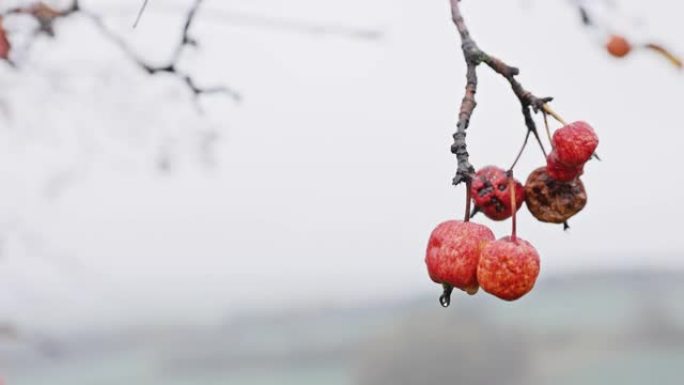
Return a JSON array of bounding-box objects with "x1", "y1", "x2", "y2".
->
[{"x1": 0, "y1": 0, "x2": 683, "y2": 383}]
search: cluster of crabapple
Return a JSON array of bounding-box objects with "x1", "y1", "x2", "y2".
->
[{"x1": 425, "y1": 119, "x2": 599, "y2": 306}]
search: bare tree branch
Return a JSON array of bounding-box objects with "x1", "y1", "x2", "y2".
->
[
  {"x1": 4, "y1": 0, "x2": 240, "y2": 102},
  {"x1": 449, "y1": 0, "x2": 553, "y2": 186}
]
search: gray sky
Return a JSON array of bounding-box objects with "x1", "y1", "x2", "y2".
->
[{"x1": 0, "y1": 0, "x2": 683, "y2": 332}]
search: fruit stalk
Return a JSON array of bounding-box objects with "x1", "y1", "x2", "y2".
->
[
  {"x1": 464, "y1": 181, "x2": 472, "y2": 222},
  {"x1": 543, "y1": 111, "x2": 553, "y2": 145},
  {"x1": 509, "y1": 131, "x2": 532, "y2": 170},
  {"x1": 509, "y1": 174, "x2": 518, "y2": 242},
  {"x1": 542, "y1": 104, "x2": 567, "y2": 126},
  {"x1": 644, "y1": 43, "x2": 683, "y2": 70}
]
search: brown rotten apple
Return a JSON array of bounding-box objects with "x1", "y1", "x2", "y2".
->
[{"x1": 525, "y1": 167, "x2": 587, "y2": 223}]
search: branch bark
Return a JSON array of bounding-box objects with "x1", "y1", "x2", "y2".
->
[
  {"x1": 448, "y1": 0, "x2": 552, "y2": 186},
  {"x1": 4, "y1": 0, "x2": 240, "y2": 102}
]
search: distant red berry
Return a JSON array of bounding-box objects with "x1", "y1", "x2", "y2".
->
[
  {"x1": 546, "y1": 151, "x2": 583, "y2": 182},
  {"x1": 0, "y1": 17, "x2": 10, "y2": 60},
  {"x1": 552, "y1": 121, "x2": 599, "y2": 167},
  {"x1": 425, "y1": 220, "x2": 495, "y2": 295},
  {"x1": 470, "y1": 166, "x2": 525, "y2": 221},
  {"x1": 607, "y1": 35, "x2": 631, "y2": 58},
  {"x1": 477, "y1": 236, "x2": 540, "y2": 301}
]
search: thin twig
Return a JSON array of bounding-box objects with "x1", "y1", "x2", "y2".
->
[
  {"x1": 4, "y1": 0, "x2": 240, "y2": 103},
  {"x1": 133, "y1": 0, "x2": 150, "y2": 28},
  {"x1": 509, "y1": 130, "x2": 531, "y2": 171}
]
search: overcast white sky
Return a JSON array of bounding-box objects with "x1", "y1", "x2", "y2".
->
[{"x1": 0, "y1": 0, "x2": 683, "y2": 332}]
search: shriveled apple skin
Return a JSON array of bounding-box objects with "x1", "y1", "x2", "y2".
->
[
  {"x1": 425, "y1": 220, "x2": 495, "y2": 294},
  {"x1": 525, "y1": 167, "x2": 587, "y2": 224},
  {"x1": 546, "y1": 152, "x2": 584, "y2": 182},
  {"x1": 470, "y1": 166, "x2": 525, "y2": 221},
  {"x1": 552, "y1": 121, "x2": 599, "y2": 167},
  {"x1": 477, "y1": 236, "x2": 540, "y2": 301}
]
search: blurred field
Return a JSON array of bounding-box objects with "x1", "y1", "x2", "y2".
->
[{"x1": 2, "y1": 269, "x2": 683, "y2": 384}]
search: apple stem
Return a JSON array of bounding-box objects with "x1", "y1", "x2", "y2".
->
[
  {"x1": 543, "y1": 111, "x2": 553, "y2": 146},
  {"x1": 509, "y1": 130, "x2": 531, "y2": 171},
  {"x1": 440, "y1": 284, "x2": 454, "y2": 308},
  {"x1": 509, "y1": 173, "x2": 518, "y2": 242},
  {"x1": 542, "y1": 104, "x2": 568, "y2": 126},
  {"x1": 464, "y1": 180, "x2": 472, "y2": 223},
  {"x1": 644, "y1": 43, "x2": 683, "y2": 69}
]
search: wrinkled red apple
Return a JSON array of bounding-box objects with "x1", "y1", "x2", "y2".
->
[
  {"x1": 546, "y1": 151, "x2": 584, "y2": 182},
  {"x1": 552, "y1": 121, "x2": 599, "y2": 167},
  {"x1": 470, "y1": 166, "x2": 525, "y2": 221},
  {"x1": 477, "y1": 236, "x2": 540, "y2": 301},
  {"x1": 425, "y1": 220, "x2": 495, "y2": 297}
]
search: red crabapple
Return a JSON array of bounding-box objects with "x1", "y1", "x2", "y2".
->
[
  {"x1": 607, "y1": 35, "x2": 632, "y2": 58},
  {"x1": 546, "y1": 151, "x2": 584, "y2": 182},
  {"x1": 425, "y1": 220, "x2": 495, "y2": 297},
  {"x1": 470, "y1": 166, "x2": 525, "y2": 221},
  {"x1": 552, "y1": 121, "x2": 599, "y2": 167},
  {"x1": 477, "y1": 236, "x2": 540, "y2": 301}
]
